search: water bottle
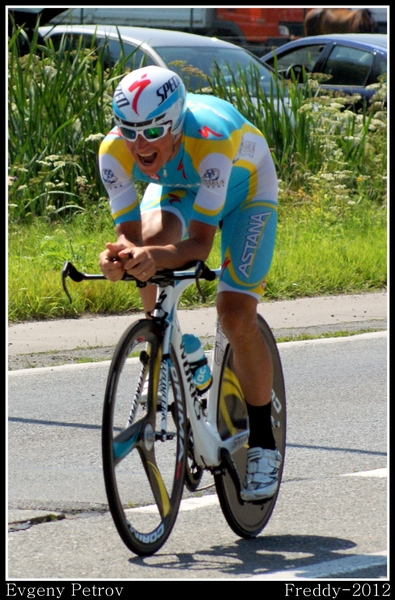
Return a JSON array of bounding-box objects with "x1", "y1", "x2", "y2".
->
[{"x1": 182, "y1": 333, "x2": 212, "y2": 395}]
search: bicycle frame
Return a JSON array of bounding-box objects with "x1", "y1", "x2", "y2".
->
[
  {"x1": 151, "y1": 270, "x2": 250, "y2": 470},
  {"x1": 61, "y1": 259, "x2": 250, "y2": 468}
]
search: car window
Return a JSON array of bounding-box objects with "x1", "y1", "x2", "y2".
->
[
  {"x1": 95, "y1": 38, "x2": 156, "y2": 70},
  {"x1": 375, "y1": 55, "x2": 387, "y2": 79},
  {"x1": 321, "y1": 45, "x2": 373, "y2": 87},
  {"x1": 264, "y1": 44, "x2": 325, "y2": 72},
  {"x1": 156, "y1": 46, "x2": 275, "y2": 92}
]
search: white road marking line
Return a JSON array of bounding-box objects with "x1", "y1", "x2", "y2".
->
[
  {"x1": 247, "y1": 550, "x2": 387, "y2": 580},
  {"x1": 128, "y1": 494, "x2": 219, "y2": 513},
  {"x1": 341, "y1": 467, "x2": 387, "y2": 477}
]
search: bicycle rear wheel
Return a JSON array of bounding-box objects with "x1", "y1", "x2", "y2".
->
[
  {"x1": 102, "y1": 319, "x2": 187, "y2": 556},
  {"x1": 214, "y1": 314, "x2": 286, "y2": 538}
]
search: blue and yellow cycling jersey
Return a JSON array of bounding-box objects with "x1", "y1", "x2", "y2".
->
[
  {"x1": 99, "y1": 93, "x2": 278, "y2": 299},
  {"x1": 99, "y1": 93, "x2": 278, "y2": 226}
]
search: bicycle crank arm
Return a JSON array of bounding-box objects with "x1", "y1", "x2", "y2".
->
[{"x1": 218, "y1": 448, "x2": 243, "y2": 498}]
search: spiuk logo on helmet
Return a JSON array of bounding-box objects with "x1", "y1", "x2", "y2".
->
[{"x1": 112, "y1": 66, "x2": 187, "y2": 136}]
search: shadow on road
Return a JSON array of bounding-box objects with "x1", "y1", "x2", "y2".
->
[{"x1": 127, "y1": 533, "x2": 361, "y2": 577}]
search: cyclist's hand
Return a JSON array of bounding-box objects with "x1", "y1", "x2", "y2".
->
[
  {"x1": 99, "y1": 242, "x2": 126, "y2": 282},
  {"x1": 119, "y1": 246, "x2": 155, "y2": 282}
]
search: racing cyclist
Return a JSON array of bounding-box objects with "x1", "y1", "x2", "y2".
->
[{"x1": 98, "y1": 65, "x2": 281, "y2": 501}]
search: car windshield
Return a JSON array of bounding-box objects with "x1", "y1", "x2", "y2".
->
[{"x1": 154, "y1": 45, "x2": 276, "y2": 93}]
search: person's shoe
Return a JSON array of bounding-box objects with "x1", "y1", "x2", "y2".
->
[{"x1": 240, "y1": 447, "x2": 282, "y2": 502}]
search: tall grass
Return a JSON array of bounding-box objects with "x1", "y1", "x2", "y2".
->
[
  {"x1": 9, "y1": 24, "x2": 387, "y2": 221},
  {"x1": 207, "y1": 63, "x2": 387, "y2": 202},
  {"x1": 7, "y1": 23, "x2": 387, "y2": 322},
  {"x1": 8, "y1": 22, "x2": 131, "y2": 221}
]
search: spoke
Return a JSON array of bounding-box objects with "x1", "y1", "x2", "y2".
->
[
  {"x1": 113, "y1": 418, "x2": 145, "y2": 465},
  {"x1": 140, "y1": 449, "x2": 171, "y2": 519}
]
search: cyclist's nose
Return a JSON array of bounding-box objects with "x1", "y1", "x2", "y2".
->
[{"x1": 134, "y1": 133, "x2": 150, "y2": 150}]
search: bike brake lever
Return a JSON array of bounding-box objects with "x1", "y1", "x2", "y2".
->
[
  {"x1": 195, "y1": 261, "x2": 206, "y2": 302},
  {"x1": 62, "y1": 261, "x2": 83, "y2": 303},
  {"x1": 194, "y1": 261, "x2": 217, "y2": 302},
  {"x1": 62, "y1": 261, "x2": 106, "y2": 302}
]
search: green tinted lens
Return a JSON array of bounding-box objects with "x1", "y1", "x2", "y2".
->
[{"x1": 144, "y1": 126, "x2": 165, "y2": 140}]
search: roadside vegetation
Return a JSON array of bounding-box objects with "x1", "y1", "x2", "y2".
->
[{"x1": 8, "y1": 23, "x2": 387, "y2": 323}]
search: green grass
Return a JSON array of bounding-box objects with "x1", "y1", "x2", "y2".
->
[
  {"x1": 7, "y1": 21, "x2": 387, "y2": 323},
  {"x1": 7, "y1": 192, "x2": 387, "y2": 322}
]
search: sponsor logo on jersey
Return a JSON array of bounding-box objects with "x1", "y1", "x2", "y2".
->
[
  {"x1": 238, "y1": 212, "x2": 270, "y2": 278},
  {"x1": 202, "y1": 168, "x2": 225, "y2": 189},
  {"x1": 177, "y1": 158, "x2": 187, "y2": 179},
  {"x1": 101, "y1": 169, "x2": 118, "y2": 185},
  {"x1": 168, "y1": 193, "x2": 182, "y2": 204},
  {"x1": 198, "y1": 126, "x2": 223, "y2": 139},
  {"x1": 233, "y1": 140, "x2": 256, "y2": 163}
]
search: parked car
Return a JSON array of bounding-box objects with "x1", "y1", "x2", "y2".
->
[
  {"x1": 260, "y1": 33, "x2": 387, "y2": 104},
  {"x1": 38, "y1": 24, "x2": 278, "y2": 95}
]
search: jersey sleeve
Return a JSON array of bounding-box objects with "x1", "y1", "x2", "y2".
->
[
  {"x1": 191, "y1": 152, "x2": 232, "y2": 226},
  {"x1": 98, "y1": 136, "x2": 140, "y2": 224}
]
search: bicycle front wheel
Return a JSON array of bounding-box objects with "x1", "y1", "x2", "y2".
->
[
  {"x1": 214, "y1": 314, "x2": 286, "y2": 538},
  {"x1": 102, "y1": 319, "x2": 187, "y2": 556}
]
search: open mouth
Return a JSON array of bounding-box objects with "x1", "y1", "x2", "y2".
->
[{"x1": 138, "y1": 152, "x2": 158, "y2": 166}]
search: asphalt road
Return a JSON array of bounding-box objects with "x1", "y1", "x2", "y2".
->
[
  {"x1": 7, "y1": 291, "x2": 388, "y2": 583},
  {"x1": 7, "y1": 333, "x2": 388, "y2": 581}
]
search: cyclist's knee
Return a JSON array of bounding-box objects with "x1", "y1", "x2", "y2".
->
[
  {"x1": 141, "y1": 209, "x2": 183, "y2": 245},
  {"x1": 216, "y1": 291, "x2": 258, "y2": 341}
]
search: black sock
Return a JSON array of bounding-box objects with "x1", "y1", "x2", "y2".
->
[{"x1": 246, "y1": 402, "x2": 276, "y2": 451}]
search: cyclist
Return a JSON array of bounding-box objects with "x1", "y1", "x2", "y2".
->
[{"x1": 98, "y1": 65, "x2": 281, "y2": 501}]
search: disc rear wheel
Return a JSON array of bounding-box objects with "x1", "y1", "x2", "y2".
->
[{"x1": 214, "y1": 314, "x2": 286, "y2": 538}]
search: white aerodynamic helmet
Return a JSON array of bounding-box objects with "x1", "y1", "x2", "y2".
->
[{"x1": 112, "y1": 65, "x2": 187, "y2": 136}]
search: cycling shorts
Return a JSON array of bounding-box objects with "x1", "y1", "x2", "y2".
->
[{"x1": 140, "y1": 183, "x2": 278, "y2": 300}]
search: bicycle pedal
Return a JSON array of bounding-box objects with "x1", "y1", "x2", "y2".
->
[{"x1": 155, "y1": 432, "x2": 175, "y2": 441}]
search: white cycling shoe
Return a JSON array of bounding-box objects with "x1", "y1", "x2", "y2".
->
[{"x1": 240, "y1": 447, "x2": 282, "y2": 502}]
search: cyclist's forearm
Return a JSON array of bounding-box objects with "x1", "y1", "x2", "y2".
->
[
  {"x1": 150, "y1": 220, "x2": 217, "y2": 269},
  {"x1": 149, "y1": 239, "x2": 211, "y2": 270},
  {"x1": 115, "y1": 222, "x2": 144, "y2": 247},
  {"x1": 149, "y1": 221, "x2": 217, "y2": 269}
]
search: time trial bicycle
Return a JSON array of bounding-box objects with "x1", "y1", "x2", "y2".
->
[{"x1": 62, "y1": 259, "x2": 286, "y2": 556}]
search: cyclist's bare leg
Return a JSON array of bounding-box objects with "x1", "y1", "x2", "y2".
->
[
  {"x1": 216, "y1": 291, "x2": 273, "y2": 407},
  {"x1": 139, "y1": 209, "x2": 183, "y2": 315}
]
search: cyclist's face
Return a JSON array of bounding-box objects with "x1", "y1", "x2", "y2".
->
[{"x1": 125, "y1": 128, "x2": 178, "y2": 176}]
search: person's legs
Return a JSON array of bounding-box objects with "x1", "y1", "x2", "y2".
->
[
  {"x1": 217, "y1": 199, "x2": 278, "y2": 410},
  {"x1": 216, "y1": 291, "x2": 272, "y2": 407},
  {"x1": 216, "y1": 290, "x2": 281, "y2": 500},
  {"x1": 217, "y1": 198, "x2": 281, "y2": 500},
  {"x1": 216, "y1": 291, "x2": 275, "y2": 447}
]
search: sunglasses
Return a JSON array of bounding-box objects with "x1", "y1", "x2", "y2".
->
[{"x1": 119, "y1": 123, "x2": 171, "y2": 142}]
